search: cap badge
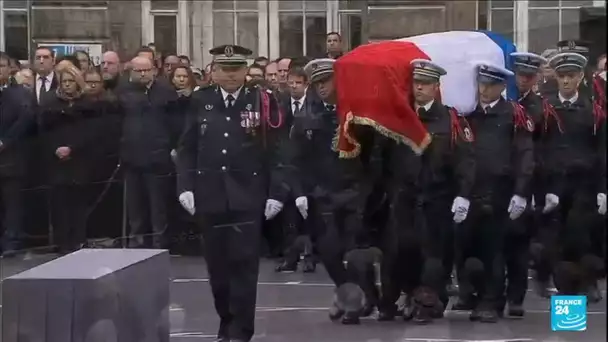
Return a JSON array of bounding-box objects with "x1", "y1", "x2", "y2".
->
[
  {"x1": 311, "y1": 63, "x2": 318, "y2": 70},
  {"x1": 224, "y1": 45, "x2": 234, "y2": 57},
  {"x1": 568, "y1": 40, "x2": 576, "y2": 49}
]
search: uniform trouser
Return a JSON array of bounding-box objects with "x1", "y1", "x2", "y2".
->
[
  {"x1": 420, "y1": 196, "x2": 454, "y2": 301},
  {"x1": 50, "y1": 184, "x2": 88, "y2": 252},
  {"x1": 281, "y1": 199, "x2": 310, "y2": 264},
  {"x1": 455, "y1": 185, "x2": 511, "y2": 308},
  {"x1": 125, "y1": 168, "x2": 169, "y2": 248},
  {"x1": 0, "y1": 177, "x2": 24, "y2": 251},
  {"x1": 379, "y1": 189, "x2": 423, "y2": 311},
  {"x1": 200, "y1": 210, "x2": 261, "y2": 341},
  {"x1": 545, "y1": 170, "x2": 603, "y2": 293},
  {"x1": 501, "y1": 218, "x2": 530, "y2": 305},
  {"x1": 305, "y1": 197, "x2": 352, "y2": 287}
]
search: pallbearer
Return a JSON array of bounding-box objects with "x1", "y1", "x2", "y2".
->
[
  {"x1": 176, "y1": 44, "x2": 288, "y2": 342},
  {"x1": 541, "y1": 52, "x2": 606, "y2": 301},
  {"x1": 406, "y1": 59, "x2": 476, "y2": 324},
  {"x1": 506, "y1": 52, "x2": 552, "y2": 315},
  {"x1": 454, "y1": 62, "x2": 534, "y2": 323}
]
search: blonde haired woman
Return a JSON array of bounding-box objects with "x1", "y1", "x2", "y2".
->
[{"x1": 40, "y1": 63, "x2": 100, "y2": 254}]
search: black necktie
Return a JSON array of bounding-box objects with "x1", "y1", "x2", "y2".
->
[
  {"x1": 562, "y1": 100, "x2": 571, "y2": 108},
  {"x1": 41, "y1": 77, "x2": 48, "y2": 92},
  {"x1": 417, "y1": 107, "x2": 427, "y2": 117},
  {"x1": 326, "y1": 104, "x2": 335, "y2": 112},
  {"x1": 226, "y1": 94, "x2": 234, "y2": 108},
  {"x1": 293, "y1": 101, "x2": 300, "y2": 114}
]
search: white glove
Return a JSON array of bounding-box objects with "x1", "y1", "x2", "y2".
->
[
  {"x1": 507, "y1": 195, "x2": 527, "y2": 220},
  {"x1": 170, "y1": 149, "x2": 178, "y2": 161},
  {"x1": 264, "y1": 199, "x2": 283, "y2": 220},
  {"x1": 178, "y1": 191, "x2": 195, "y2": 216},
  {"x1": 295, "y1": 196, "x2": 308, "y2": 219},
  {"x1": 542, "y1": 193, "x2": 559, "y2": 214},
  {"x1": 451, "y1": 196, "x2": 470, "y2": 223},
  {"x1": 597, "y1": 193, "x2": 607, "y2": 215}
]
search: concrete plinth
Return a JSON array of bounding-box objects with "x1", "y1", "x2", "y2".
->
[{"x1": 1, "y1": 249, "x2": 170, "y2": 342}]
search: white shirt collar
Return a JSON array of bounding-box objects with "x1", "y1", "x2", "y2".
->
[
  {"x1": 220, "y1": 86, "x2": 242, "y2": 101},
  {"x1": 480, "y1": 98, "x2": 501, "y2": 111},
  {"x1": 415, "y1": 99, "x2": 434, "y2": 112},
  {"x1": 37, "y1": 71, "x2": 54, "y2": 82},
  {"x1": 291, "y1": 95, "x2": 306, "y2": 109},
  {"x1": 559, "y1": 92, "x2": 578, "y2": 104}
]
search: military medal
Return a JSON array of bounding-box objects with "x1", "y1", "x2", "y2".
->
[
  {"x1": 306, "y1": 130, "x2": 313, "y2": 140},
  {"x1": 205, "y1": 104, "x2": 213, "y2": 111}
]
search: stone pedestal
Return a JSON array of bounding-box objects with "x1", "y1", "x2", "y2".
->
[{"x1": 2, "y1": 249, "x2": 170, "y2": 342}]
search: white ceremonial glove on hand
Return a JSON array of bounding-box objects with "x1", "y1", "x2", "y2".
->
[
  {"x1": 508, "y1": 195, "x2": 527, "y2": 220},
  {"x1": 178, "y1": 191, "x2": 195, "y2": 216},
  {"x1": 531, "y1": 195, "x2": 536, "y2": 210},
  {"x1": 170, "y1": 149, "x2": 178, "y2": 162},
  {"x1": 295, "y1": 196, "x2": 309, "y2": 219},
  {"x1": 543, "y1": 193, "x2": 560, "y2": 214},
  {"x1": 451, "y1": 196, "x2": 470, "y2": 223},
  {"x1": 264, "y1": 199, "x2": 284, "y2": 220},
  {"x1": 597, "y1": 193, "x2": 607, "y2": 215}
]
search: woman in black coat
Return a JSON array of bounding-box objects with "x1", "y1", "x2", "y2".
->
[{"x1": 40, "y1": 64, "x2": 104, "y2": 254}]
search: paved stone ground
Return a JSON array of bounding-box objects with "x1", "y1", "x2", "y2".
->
[{"x1": 1, "y1": 254, "x2": 606, "y2": 342}]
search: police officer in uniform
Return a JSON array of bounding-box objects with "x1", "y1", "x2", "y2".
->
[
  {"x1": 556, "y1": 40, "x2": 594, "y2": 100},
  {"x1": 503, "y1": 52, "x2": 550, "y2": 315},
  {"x1": 405, "y1": 59, "x2": 476, "y2": 324},
  {"x1": 454, "y1": 62, "x2": 534, "y2": 323},
  {"x1": 176, "y1": 44, "x2": 288, "y2": 342},
  {"x1": 540, "y1": 52, "x2": 606, "y2": 300},
  {"x1": 284, "y1": 58, "x2": 366, "y2": 324}
]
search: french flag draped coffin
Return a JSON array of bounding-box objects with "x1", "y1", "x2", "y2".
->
[{"x1": 334, "y1": 30, "x2": 517, "y2": 158}]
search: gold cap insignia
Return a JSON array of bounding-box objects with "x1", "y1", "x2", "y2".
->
[
  {"x1": 311, "y1": 63, "x2": 318, "y2": 70},
  {"x1": 568, "y1": 41, "x2": 576, "y2": 49},
  {"x1": 224, "y1": 45, "x2": 234, "y2": 57}
]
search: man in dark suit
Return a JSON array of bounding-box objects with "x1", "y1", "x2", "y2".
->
[
  {"x1": 0, "y1": 51, "x2": 36, "y2": 256},
  {"x1": 33, "y1": 46, "x2": 58, "y2": 107}
]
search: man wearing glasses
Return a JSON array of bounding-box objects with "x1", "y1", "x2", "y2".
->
[{"x1": 118, "y1": 55, "x2": 179, "y2": 249}]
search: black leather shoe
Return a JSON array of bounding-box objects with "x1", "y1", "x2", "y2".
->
[
  {"x1": 377, "y1": 309, "x2": 395, "y2": 321},
  {"x1": 412, "y1": 306, "x2": 433, "y2": 325},
  {"x1": 341, "y1": 311, "x2": 360, "y2": 325},
  {"x1": 469, "y1": 308, "x2": 480, "y2": 321},
  {"x1": 507, "y1": 302, "x2": 525, "y2": 317},
  {"x1": 479, "y1": 309, "x2": 499, "y2": 323},
  {"x1": 402, "y1": 296, "x2": 415, "y2": 321},
  {"x1": 453, "y1": 296, "x2": 476, "y2": 311},
  {"x1": 302, "y1": 258, "x2": 316, "y2": 273},
  {"x1": 329, "y1": 304, "x2": 345, "y2": 321},
  {"x1": 586, "y1": 284, "x2": 603, "y2": 303}
]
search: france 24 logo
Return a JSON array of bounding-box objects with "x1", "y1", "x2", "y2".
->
[{"x1": 551, "y1": 295, "x2": 587, "y2": 331}]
